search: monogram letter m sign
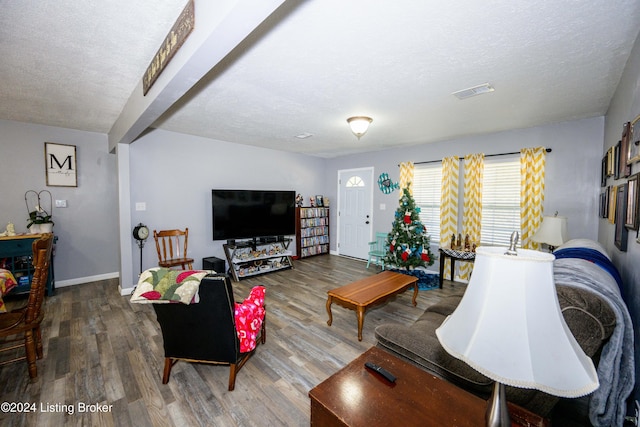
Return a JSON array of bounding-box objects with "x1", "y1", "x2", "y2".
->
[{"x1": 45, "y1": 142, "x2": 77, "y2": 187}]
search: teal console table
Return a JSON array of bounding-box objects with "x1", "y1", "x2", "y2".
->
[{"x1": 0, "y1": 233, "x2": 56, "y2": 296}]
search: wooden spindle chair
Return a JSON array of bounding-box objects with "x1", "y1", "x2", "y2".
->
[
  {"x1": 153, "y1": 228, "x2": 194, "y2": 270},
  {"x1": 0, "y1": 234, "x2": 53, "y2": 379}
]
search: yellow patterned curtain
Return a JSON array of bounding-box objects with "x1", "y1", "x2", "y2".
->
[
  {"x1": 461, "y1": 153, "x2": 484, "y2": 280},
  {"x1": 520, "y1": 147, "x2": 546, "y2": 249},
  {"x1": 440, "y1": 156, "x2": 459, "y2": 280},
  {"x1": 399, "y1": 162, "x2": 415, "y2": 197}
]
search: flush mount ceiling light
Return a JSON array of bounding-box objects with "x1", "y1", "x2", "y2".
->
[
  {"x1": 452, "y1": 83, "x2": 495, "y2": 100},
  {"x1": 346, "y1": 116, "x2": 373, "y2": 140}
]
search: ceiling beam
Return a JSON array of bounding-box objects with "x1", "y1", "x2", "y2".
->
[{"x1": 108, "y1": 0, "x2": 288, "y2": 152}]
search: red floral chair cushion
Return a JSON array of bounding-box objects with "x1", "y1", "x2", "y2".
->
[{"x1": 234, "y1": 286, "x2": 265, "y2": 353}]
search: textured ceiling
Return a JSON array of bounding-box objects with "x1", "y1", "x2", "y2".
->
[{"x1": 2, "y1": 0, "x2": 640, "y2": 158}]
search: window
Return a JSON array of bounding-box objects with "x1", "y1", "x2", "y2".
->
[
  {"x1": 413, "y1": 164, "x2": 442, "y2": 243},
  {"x1": 345, "y1": 176, "x2": 364, "y2": 187},
  {"x1": 480, "y1": 157, "x2": 521, "y2": 246},
  {"x1": 412, "y1": 157, "x2": 522, "y2": 248}
]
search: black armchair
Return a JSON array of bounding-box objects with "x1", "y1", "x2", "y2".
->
[{"x1": 152, "y1": 274, "x2": 266, "y2": 391}]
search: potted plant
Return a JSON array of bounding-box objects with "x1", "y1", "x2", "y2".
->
[
  {"x1": 25, "y1": 190, "x2": 54, "y2": 234},
  {"x1": 27, "y1": 206, "x2": 54, "y2": 234}
]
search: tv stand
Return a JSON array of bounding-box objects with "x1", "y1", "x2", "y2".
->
[{"x1": 223, "y1": 237, "x2": 293, "y2": 282}]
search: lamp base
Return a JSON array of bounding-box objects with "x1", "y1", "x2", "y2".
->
[{"x1": 486, "y1": 382, "x2": 510, "y2": 427}]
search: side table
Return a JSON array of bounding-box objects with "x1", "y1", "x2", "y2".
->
[
  {"x1": 438, "y1": 247, "x2": 476, "y2": 287},
  {"x1": 309, "y1": 346, "x2": 549, "y2": 427}
]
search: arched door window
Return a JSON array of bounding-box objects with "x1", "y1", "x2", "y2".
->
[{"x1": 346, "y1": 176, "x2": 365, "y2": 187}]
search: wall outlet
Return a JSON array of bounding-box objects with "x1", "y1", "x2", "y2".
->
[
  {"x1": 55, "y1": 199, "x2": 67, "y2": 208},
  {"x1": 135, "y1": 202, "x2": 146, "y2": 211}
]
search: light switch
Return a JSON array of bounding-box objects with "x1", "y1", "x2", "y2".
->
[
  {"x1": 55, "y1": 199, "x2": 67, "y2": 208},
  {"x1": 380, "y1": 203, "x2": 386, "y2": 210},
  {"x1": 135, "y1": 202, "x2": 146, "y2": 211}
]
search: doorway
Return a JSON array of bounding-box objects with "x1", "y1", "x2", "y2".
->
[{"x1": 337, "y1": 167, "x2": 374, "y2": 260}]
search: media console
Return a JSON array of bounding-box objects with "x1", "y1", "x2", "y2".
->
[{"x1": 222, "y1": 237, "x2": 293, "y2": 282}]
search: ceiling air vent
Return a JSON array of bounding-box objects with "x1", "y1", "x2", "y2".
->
[
  {"x1": 295, "y1": 132, "x2": 313, "y2": 139},
  {"x1": 452, "y1": 83, "x2": 495, "y2": 100}
]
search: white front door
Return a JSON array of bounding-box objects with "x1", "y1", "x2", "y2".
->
[{"x1": 338, "y1": 168, "x2": 373, "y2": 259}]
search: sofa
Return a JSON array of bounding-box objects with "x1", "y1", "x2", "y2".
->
[{"x1": 375, "y1": 239, "x2": 634, "y2": 426}]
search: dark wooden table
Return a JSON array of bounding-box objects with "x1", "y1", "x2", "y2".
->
[
  {"x1": 438, "y1": 248, "x2": 476, "y2": 287},
  {"x1": 326, "y1": 271, "x2": 418, "y2": 341},
  {"x1": 309, "y1": 346, "x2": 550, "y2": 427}
]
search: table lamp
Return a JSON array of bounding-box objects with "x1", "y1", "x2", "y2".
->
[
  {"x1": 436, "y1": 232, "x2": 598, "y2": 426},
  {"x1": 531, "y1": 214, "x2": 568, "y2": 251}
]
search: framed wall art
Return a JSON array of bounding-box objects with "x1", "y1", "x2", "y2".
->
[
  {"x1": 630, "y1": 114, "x2": 640, "y2": 164},
  {"x1": 44, "y1": 142, "x2": 77, "y2": 187},
  {"x1": 599, "y1": 187, "x2": 610, "y2": 219},
  {"x1": 620, "y1": 122, "x2": 632, "y2": 178},
  {"x1": 615, "y1": 183, "x2": 628, "y2": 251},
  {"x1": 609, "y1": 185, "x2": 618, "y2": 224},
  {"x1": 626, "y1": 173, "x2": 639, "y2": 230},
  {"x1": 629, "y1": 139, "x2": 640, "y2": 165},
  {"x1": 614, "y1": 141, "x2": 621, "y2": 180},
  {"x1": 606, "y1": 146, "x2": 614, "y2": 176}
]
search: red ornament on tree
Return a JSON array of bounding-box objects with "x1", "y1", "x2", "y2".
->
[
  {"x1": 404, "y1": 211, "x2": 411, "y2": 224},
  {"x1": 401, "y1": 247, "x2": 410, "y2": 261},
  {"x1": 421, "y1": 248, "x2": 430, "y2": 262}
]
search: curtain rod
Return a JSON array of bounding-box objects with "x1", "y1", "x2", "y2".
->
[{"x1": 407, "y1": 147, "x2": 552, "y2": 166}]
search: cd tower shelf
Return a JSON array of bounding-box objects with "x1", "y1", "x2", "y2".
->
[{"x1": 295, "y1": 207, "x2": 330, "y2": 258}]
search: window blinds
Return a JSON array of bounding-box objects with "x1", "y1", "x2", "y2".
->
[
  {"x1": 480, "y1": 157, "x2": 521, "y2": 246},
  {"x1": 413, "y1": 165, "x2": 442, "y2": 243}
]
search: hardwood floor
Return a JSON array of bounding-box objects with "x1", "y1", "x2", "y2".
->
[{"x1": 0, "y1": 255, "x2": 463, "y2": 427}]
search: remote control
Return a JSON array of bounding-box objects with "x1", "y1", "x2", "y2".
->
[{"x1": 364, "y1": 361, "x2": 396, "y2": 383}]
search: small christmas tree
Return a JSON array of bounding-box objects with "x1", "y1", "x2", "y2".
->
[{"x1": 384, "y1": 186, "x2": 434, "y2": 270}]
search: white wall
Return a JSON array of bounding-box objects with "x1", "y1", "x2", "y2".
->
[
  {"x1": 0, "y1": 119, "x2": 119, "y2": 284},
  {"x1": 325, "y1": 117, "x2": 604, "y2": 252},
  {"x1": 126, "y1": 128, "x2": 328, "y2": 286}
]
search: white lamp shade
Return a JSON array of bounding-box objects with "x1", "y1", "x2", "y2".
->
[
  {"x1": 436, "y1": 246, "x2": 598, "y2": 398},
  {"x1": 531, "y1": 216, "x2": 568, "y2": 247}
]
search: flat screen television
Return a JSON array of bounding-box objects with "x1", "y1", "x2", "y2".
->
[{"x1": 212, "y1": 189, "x2": 296, "y2": 241}]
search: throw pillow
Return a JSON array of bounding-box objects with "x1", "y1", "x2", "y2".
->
[
  {"x1": 234, "y1": 286, "x2": 266, "y2": 353},
  {"x1": 130, "y1": 267, "x2": 209, "y2": 304}
]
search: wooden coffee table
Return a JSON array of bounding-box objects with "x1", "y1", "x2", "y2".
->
[
  {"x1": 326, "y1": 270, "x2": 418, "y2": 341},
  {"x1": 309, "y1": 346, "x2": 550, "y2": 427}
]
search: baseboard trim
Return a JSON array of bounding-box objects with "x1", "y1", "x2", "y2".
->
[
  {"x1": 119, "y1": 286, "x2": 134, "y2": 296},
  {"x1": 56, "y1": 272, "x2": 120, "y2": 288}
]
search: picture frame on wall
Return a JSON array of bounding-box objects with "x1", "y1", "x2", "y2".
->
[
  {"x1": 599, "y1": 187, "x2": 610, "y2": 218},
  {"x1": 601, "y1": 156, "x2": 608, "y2": 187},
  {"x1": 44, "y1": 142, "x2": 77, "y2": 187},
  {"x1": 609, "y1": 185, "x2": 618, "y2": 223},
  {"x1": 626, "y1": 173, "x2": 639, "y2": 230},
  {"x1": 614, "y1": 141, "x2": 621, "y2": 180},
  {"x1": 606, "y1": 146, "x2": 614, "y2": 176},
  {"x1": 629, "y1": 139, "x2": 640, "y2": 164},
  {"x1": 615, "y1": 183, "x2": 628, "y2": 251},
  {"x1": 620, "y1": 122, "x2": 632, "y2": 178}
]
